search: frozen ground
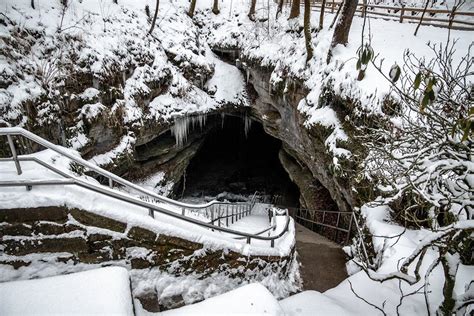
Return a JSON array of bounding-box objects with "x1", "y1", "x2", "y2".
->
[{"x1": 0, "y1": 266, "x2": 134, "y2": 316}]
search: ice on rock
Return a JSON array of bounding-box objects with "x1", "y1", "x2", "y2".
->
[{"x1": 171, "y1": 113, "x2": 208, "y2": 147}]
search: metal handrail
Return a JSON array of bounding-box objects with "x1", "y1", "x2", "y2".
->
[
  {"x1": 0, "y1": 128, "x2": 291, "y2": 247},
  {"x1": 0, "y1": 156, "x2": 290, "y2": 246},
  {"x1": 0, "y1": 127, "x2": 231, "y2": 211},
  {"x1": 284, "y1": 206, "x2": 354, "y2": 244}
]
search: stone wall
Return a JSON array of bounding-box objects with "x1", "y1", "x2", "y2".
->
[{"x1": 0, "y1": 206, "x2": 295, "y2": 311}]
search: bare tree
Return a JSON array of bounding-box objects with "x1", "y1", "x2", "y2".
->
[
  {"x1": 351, "y1": 41, "x2": 474, "y2": 314},
  {"x1": 331, "y1": 0, "x2": 358, "y2": 48},
  {"x1": 304, "y1": 0, "x2": 313, "y2": 62},
  {"x1": 288, "y1": 0, "x2": 300, "y2": 19},
  {"x1": 212, "y1": 0, "x2": 220, "y2": 15},
  {"x1": 188, "y1": 0, "x2": 197, "y2": 18},
  {"x1": 319, "y1": 0, "x2": 326, "y2": 30},
  {"x1": 148, "y1": 0, "x2": 160, "y2": 34},
  {"x1": 248, "y1": 0, "x2": 257, "y2": 21},
  {"x1": 414, "y1": 0, "x2": 430, "y2": 36},
  {"x1": 276, "y1": 0, "x2": 284, "y2": 19}
]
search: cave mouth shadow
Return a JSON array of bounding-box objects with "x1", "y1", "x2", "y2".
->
[{"x1": 175, "y1": 115, "x2": 300, "y2": 206}]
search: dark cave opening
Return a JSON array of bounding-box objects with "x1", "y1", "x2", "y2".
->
[{"x1": 176, "y1": 115, "x2": 300, "y2": 206}]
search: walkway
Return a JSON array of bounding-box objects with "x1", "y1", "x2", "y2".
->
[{"x1": 295, "y1": 223, "x2": 347, "y2": 292}]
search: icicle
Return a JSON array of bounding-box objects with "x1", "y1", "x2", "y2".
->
[
  {"x1": 171, "y1": 113, "x2": 208, "y2": 147},
  {"x1": 171, "y1": 116, "x2": 190, "y2": 148},
  {"x1": 244, "y1": 112, "x2": 252, "y2": 138}
]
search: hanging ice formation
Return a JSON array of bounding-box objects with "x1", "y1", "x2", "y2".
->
[
  {"x1": 244, "y1": 112, "x2": 252, "y2": 138},
  {"x1": 171, "y1": 114, "x2": 207, "y2": 147},
  {"x1": 221, "y1": 112, "x2": 225, "y2": 128}
]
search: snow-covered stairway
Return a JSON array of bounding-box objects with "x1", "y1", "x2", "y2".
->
[
  {"x1": 0, "y1": 127, "x2": 289, "y2": 245},
  {"x1": 0, "y1": 127, "x2": 298, "y2": 312}
]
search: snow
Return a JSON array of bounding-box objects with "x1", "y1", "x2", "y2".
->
[
  {"x1": 0, "y1": 0, "x2": 472, "y2": 314},
  {"x1": 205, "y1": 47, "x2": 249, "y2": 107},
  {"x1": 280, "y1": 290, "x2": 351, "y2": 316},
  {"x1": 88, "y1": 133, "x2": 136, "y2": 167},
  {"x1": 157, "y1": 283, "x2": 284, "y2": 316},
  {"x1": 201, "y1": 0, "x2": 472, "y2": 158},
  {"x1": 0, "y1": 148, "x2": 300, "y2": 308},
  {"x1": 0, "y1": 267, "x2": 134, "y2": 316}
]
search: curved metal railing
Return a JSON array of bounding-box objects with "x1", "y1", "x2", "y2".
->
[
  {"x1": 0, "y1": 127, "x2": 256, "y2": 211},
  {"x1": 0, "y1": 127, "x2": 290, "y2": 247}
]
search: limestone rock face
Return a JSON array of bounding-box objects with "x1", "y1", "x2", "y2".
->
[{"x1": 244, "y1": 64, "x2": 355, "y2": 214}]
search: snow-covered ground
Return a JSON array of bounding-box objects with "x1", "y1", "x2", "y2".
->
[
  {"x1": 0, "y1": 0, "x2": 472, "y2": 314},
  {"x1": 156, "y1": 283, "x2": 284, "y2": 316},
  {"x1": 0, "y1": 146, "x2": 300, "y2": 307},
  {"x1": 0, "y1": 266, "x2": 134, "y2": 316}
]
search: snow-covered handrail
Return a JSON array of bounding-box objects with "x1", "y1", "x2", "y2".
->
[
  {"x1": 0, "y1": 127, "x2": 292, "y2": 246},
  {"x1": 0, "y1": 157, "x2": 290, "y2": 247},
  {"x1": 0, "y1": 127, "x2": 233, "y2": 210}
]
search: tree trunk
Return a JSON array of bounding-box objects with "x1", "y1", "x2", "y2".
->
[
  {"x1": 212, "y1": 0, "x2": 220, "y2": 15},
  {"x1": 248, "y1": 0, "x2": 257, "y2": 21},
  {"x1": 331, "y1": 0, "x2": 358, "y2": 47},
  {"x1": 31, "y1": 0, "x2": 35, "y2": 9},
  {"x1": 304, "y1": 0, "x2": 313, "y2": 62},
  {"x1": 148, "y1": 0, "x2": 160, "y2": 34},
  {"x1": 276, "y1": 0, "x2": 284, "y2": 19},
  {"x1": 319, "y1": 0, "x2": 326, "y2": 29},
  {"x1": 414, "y1": 0, "x2": 429, "y2": 36},
  {"x1": 188, "y1": 0, "x2": 197, "y2": 18},
  {"x1": 288, "y1": 0, "x2": 300, "y2": 19},
  {"x1": 439, "y1": 251, "x2": 458, "y2": 315}
]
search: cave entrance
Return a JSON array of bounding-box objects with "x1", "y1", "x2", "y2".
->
[{"x1": 176, "y1": 115, "x2": 300, "y2": 206}]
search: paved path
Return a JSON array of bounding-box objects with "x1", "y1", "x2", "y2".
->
[{"x1": 295, "y1": 223, "x2": 347, "y2": 292}]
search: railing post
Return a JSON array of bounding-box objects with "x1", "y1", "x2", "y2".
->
[
  {"x1": 346, "y1": 212, "x2": 354, "y2": 244},
  {"x1": 218, "y1": 205, "x2": 221, "y2": 227},
  {"x1": 108, "y1": 178, "x2": 113, "y2": 188},
  {"x1": 182, "y1": 207, "x2": 185, "y2": 216},
  {"x1": 399, "y1": 5, "x2": 405, "y2": 23},
  {"x1": 231, "y1": 205, "x2": 234, "y2": 224},
  {"x1": 335, "y1": 212, "x2": 341, "y2": 242},
  {"x1": 226, "y1": 206, "x2": 229, "y2": 226},
  {"x1": 149, "y1": 209, "x2": 154, "y2": 218},
  {"x1": 7, "y1": 135, "x2": 22, "y2": 175},
  {"x1": 246, "y1": 236, "x2": 251, "y2": 244},
  {"x1": 273, "y1": 210, "x2": 276, "y2": 231},
  {"x1": 271, "y1": 239, "x2": 274, "y2": 248},
  {"x1": 211, "y1": 206, "x2": 215, "y2": 231}
]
